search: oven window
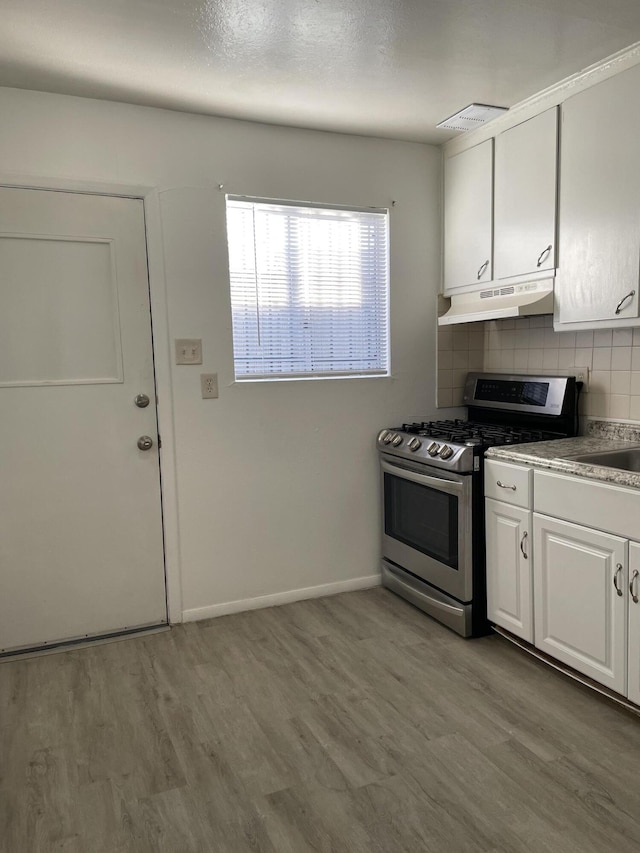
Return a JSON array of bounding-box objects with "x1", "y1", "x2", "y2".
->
[{"x1": 384, "y1": 473, "x2": 459, "y2": 570}]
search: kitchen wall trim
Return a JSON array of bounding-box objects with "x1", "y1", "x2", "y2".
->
[
  {"x1": 444, "y1": 40, "x2": 640, "y2": 159},
  {"x1": 0, "y1": 172, "x2": 184, "y2": 623},
  {"x1": 182, "y1": 573, "x2": 381, "y2": 622}
]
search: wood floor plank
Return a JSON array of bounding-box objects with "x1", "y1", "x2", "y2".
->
[
  {"x1": 480, "y1": 738, "x2": 640, "y2": 853},
  {"x1": 1, "y1": 587, "x2": 640, "y2": 853},
  {"x1": 263, "y1": 782, "x2": 378, "y2": 853}
]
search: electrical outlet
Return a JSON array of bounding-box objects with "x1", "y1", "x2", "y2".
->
[
  {"x1": 574, "y1": 367, "x2": 589, "y2": 391},
  {"x1": 175, "y1": 339, "x2": 202, "y2": 365},
  {"x1": 200, "y1": 373, "x2": 218, "y2": 399}
]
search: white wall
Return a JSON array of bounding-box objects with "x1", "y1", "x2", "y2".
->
[{"x1": 0, "y1": 87, "x2": 442, "y2": 619}]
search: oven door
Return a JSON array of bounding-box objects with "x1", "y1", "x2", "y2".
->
[{"x1": 381, "y1": 455, "x2": 474, "y2": 602}]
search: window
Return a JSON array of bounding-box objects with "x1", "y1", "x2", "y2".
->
[{"x1": 225, "y1": 196, "x2": 390, "y2": 380}]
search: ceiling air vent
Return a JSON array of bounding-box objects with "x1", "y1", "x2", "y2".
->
[{"x1": 437, "y1": 103, "x2": 508, "y2": 132}]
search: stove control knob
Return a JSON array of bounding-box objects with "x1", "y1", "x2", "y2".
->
[
  {"x1": 382, "y1": 431, "x2": 394, "y2": 444},
  {"x1": 408, "y1": 438, "x2": 422, "y2": 452},
  {"x1": 391, "y1": 434, "x2": 403, "y2": 447},
  {"x1": 439, "y1": 444, "x2": 454, "y2": 460},
  {"x1": 377, "y1": 429, "x2": 389, "y2": 443},
  {"x1": 427, "y1": 441, "x2": 440, "y2": 456}
]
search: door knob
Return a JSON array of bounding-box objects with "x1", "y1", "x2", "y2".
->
[
  {"x1": 134, "y1": 393, "x2": 150, "y2": 408},
  {"x1": 137, "y1": 435, "x2": 154, "y2": 451}
]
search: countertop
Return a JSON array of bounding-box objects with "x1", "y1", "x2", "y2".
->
[{"x1": 486, "y1": 420, "x2": 640, "y2": 489}]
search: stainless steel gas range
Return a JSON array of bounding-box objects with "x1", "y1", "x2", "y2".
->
[{"x1": 378, "y1": 373, "x2": 579, "y2": 637}]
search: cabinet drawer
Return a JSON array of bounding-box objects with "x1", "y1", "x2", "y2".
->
[
  {"x1": 535, "y1": 470, "x2": 640, "y2": 540},
  {"x1": 484, "y1": 460, "x2": 532, "y2": 508}
]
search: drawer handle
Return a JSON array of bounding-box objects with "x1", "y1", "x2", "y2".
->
[
  {"x1": 615, "y1": 290, "x2": 635, "y2": 315},
  {"x1": 477, "y1": 260, "x2": 489, "y2": 280},
  {"x1": 631, "y1": 569, "x2": 639, "y2": 604},
  {"x1": 520, "y1": 531, "x2": 528, "y2": 560},
  {"x1": 614, "y1": 564, "x2": 624, "y2": 597},
  {"x1": 536, "y1": 244, "x2": 552, "y2": 267},
  {"x1": 496, "y1": 480, "x2": 516, "y2": 491}
]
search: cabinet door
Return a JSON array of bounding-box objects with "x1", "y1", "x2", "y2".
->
[
  {"x1": 629, "y1": 542, "x2": 640, "y2": 706},
  {"x1": 556, "y1": 64, "x2": 640, "y2": 325},
  {"x1": 494, "y1": 108, "x2": 557, "y2": 280},
  {"x1": 486, "y1": 499, "x2": 533, "y2": 642},
  {"x1": 533, "y1": 513, "x2": 627, "y2": 694},
  {"x1": 443, "y1": 140, "x2": 493, "y2": 292}
]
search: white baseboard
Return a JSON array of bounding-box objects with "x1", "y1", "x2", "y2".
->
[{"x1": 181, "y1": 573, "x2": 381, "y2": 623}]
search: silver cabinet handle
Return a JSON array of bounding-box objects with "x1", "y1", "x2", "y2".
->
[
  {"x1": 477, "y1": 260, "x2": 489, "y2": 280},
  {"x1": 630, "y1": 569, "x2": 639, "y2": 604},
  {"x1": 615, "y1": 290, "x2": 636, "y2": 315},
  {"x1": 520, "y1": 531, "x2": 528, "y2": 560},
  {"x1": 496, "y1": 480, "x2": 516, "y2": 491},
  {"x1": 536, "y1": 244, "x2": 553, "y2": 267},
  {"x1": 614, "y1": 563, "x2": 624, "y2": 597}
]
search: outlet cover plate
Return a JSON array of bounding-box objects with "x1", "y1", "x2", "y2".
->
[
  {"x1": 573, "y1": 366, "x2": 589, "y2": 391},
  {"x1": 175, "y1": 339, "x2": 202, "y2": 365},
  {"x1": 201, "y1": 373, "x2": 218, "y2": 399}
]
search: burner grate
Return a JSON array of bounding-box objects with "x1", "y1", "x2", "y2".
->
[{"x1": 397, "y1": 419, "x2": 564, "y2": 448}]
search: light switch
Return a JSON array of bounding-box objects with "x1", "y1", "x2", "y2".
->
[{"x1": 175, "y1": 339, "x2": 202, "y2": 365}]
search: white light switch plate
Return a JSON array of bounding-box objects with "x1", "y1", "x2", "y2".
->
[
  {"x1": 201, "y1": 373, "x2": 218, "y2": 399},
  {"x1": 175, "y1": 339, "x2": 202, "y2": 365}
]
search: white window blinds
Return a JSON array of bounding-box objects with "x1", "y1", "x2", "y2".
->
[{"x1": 226, "y1": 197, "x2": 390, "y2": 380}]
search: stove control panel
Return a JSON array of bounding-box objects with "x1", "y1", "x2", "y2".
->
[{"x1": 377, "y1": 428, "x2": 477, "y2": 473}]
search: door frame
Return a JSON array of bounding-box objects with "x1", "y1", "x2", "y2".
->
[{"x1": 0, "y1": 174, "x2": 182, "y2": 624}]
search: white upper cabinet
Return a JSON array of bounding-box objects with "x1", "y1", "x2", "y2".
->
[
  {"x1": 556, "y1": 63, "x2": 640, "y2": 326},
  {"x1": 443, "y1": 140, "x2": 493, "y2": 292},
  {"x1": 494, "y1": 108, "x2": 558, "y2": 280}
]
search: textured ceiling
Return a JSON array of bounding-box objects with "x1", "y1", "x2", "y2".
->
[{"x1": 2, "y1": 0, "x2": 640, "y2": 143}]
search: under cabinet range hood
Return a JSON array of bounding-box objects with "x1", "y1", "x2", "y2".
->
[{"x1": 438, "y1": 279, "x2": 554, "y2": 325}]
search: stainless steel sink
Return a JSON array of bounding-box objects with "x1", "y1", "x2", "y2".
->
[{"x1": 569, "y1": 447, "x2": 640, "y2": 472}]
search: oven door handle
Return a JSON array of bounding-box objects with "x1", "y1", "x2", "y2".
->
[{"x1": 381, "y1": 460, "x2": 465, "y2": 496}]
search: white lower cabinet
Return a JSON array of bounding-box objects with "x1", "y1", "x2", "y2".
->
[
  {"x1": 485, "y1": 498, "x2": 533, "y2": 642},
  {"x1": 533, "y1": 513, "x2": 627, "y2": 695},
  {"x1": 628, "y1": 543, "x2": 640, "y2": 706},
  {"x1": 486, "y1": 462, "x2": 640, "y2": 704}
]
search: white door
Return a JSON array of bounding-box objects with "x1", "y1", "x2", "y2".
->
[
  {"x1": 494, "y1": 108, "x2": 557, "y2": 280},
  {"x1": 629, "y1": 542, "x2": 640, "y2": 706},
  {"x1": 0, "y1": 187, "x2": 167, "y2": 654},
  {"x1": 485, "y1": 499, "x2": 533, "y2": 642},
  {"x1": 443, "y1": 140, "x2": 493, "y2": 291},
  {"x1": 533, "y1": 513, "x2": 627, "y2": 694}
]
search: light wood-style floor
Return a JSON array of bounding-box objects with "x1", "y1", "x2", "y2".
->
[{"x1": 2, "y1": 587, "x2": 640, "y2": 853}]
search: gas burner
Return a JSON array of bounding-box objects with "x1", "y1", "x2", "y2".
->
[{"x1": 393, "y1": 420, "x2": 564, "y2": 449}]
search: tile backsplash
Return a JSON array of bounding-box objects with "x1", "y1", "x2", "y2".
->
[
  {"x1": 437, "y1": 315, "x2": 640, "y2": 421},
  {"x1": 437, "y1": 323, "x2": 484, "y2": 407}
]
